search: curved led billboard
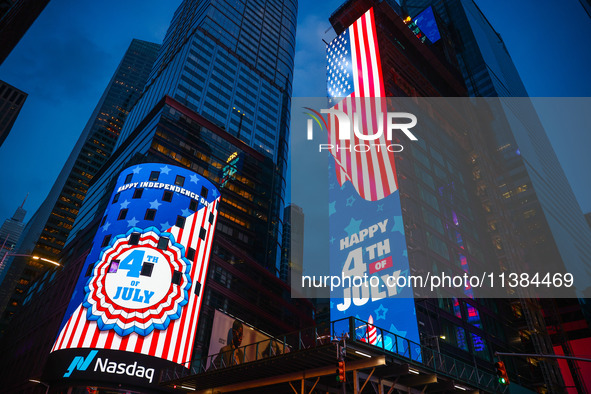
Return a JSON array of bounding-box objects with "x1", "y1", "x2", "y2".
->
[{"x1": 46, "y1": 163, "x2": 220, "y2": 388}]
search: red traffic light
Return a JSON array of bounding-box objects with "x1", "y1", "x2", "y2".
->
[
  {"x1": 495, "y1": 361, "x2": 510, "y2": 386},
  {"x1": 336, "y1": 360, "x2": 346, "y2": 382}
]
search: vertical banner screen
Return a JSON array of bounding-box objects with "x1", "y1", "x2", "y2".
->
[{"x1": 326, "y1": 8, "x2": 421, "y2": 352}]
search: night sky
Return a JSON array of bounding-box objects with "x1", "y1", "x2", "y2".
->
[{"x1": 0, "y1": 0, "x2": 590, "y2": 226}]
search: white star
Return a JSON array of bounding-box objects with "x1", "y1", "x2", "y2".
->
[
  {"x1": 149, "y1": 199, "x2": 162, "y2": 209},
  {"x1": 102, "y1": 221, "x2": 111, "y2": 232},
  {"x1": 120, "y1": 200, "x2": 130, "y2": 209},
  {"x1": 127, "y1": 217, "x2": 139, "y2": 227},
  {"x1": 132, "y1": 166, "x2": 142, "y2": 174},
  {"x1": 160, "y1": 165, "x2": 171, "y2": 175},
  {"x1": 190, "y1": 174, "x2": 199, "y2": 184}
]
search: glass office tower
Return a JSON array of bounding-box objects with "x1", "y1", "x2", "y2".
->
[
  {"x1": 400, "y1": 1, "x2": 591, "y2": 391},
  {"x1": 0, "y1": 39, "x2": 160, "y2": 334},
  {"x1": 71, "y1": 0, "x2": 298, "y2": 272}
]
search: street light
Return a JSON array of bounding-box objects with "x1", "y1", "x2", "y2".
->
[
  {"x1": 0, "y1": 253, "x2": 60, "y2": 269},
  {"x1": 29, "y1": 379, "x2": 49, "y2": 394}
]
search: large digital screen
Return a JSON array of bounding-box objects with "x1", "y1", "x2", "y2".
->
[
  {"x1": 46, "y1": 163, "x2": 220, "y2": 388},
  {"x1": 326, "y1": 8, "x2": 420, "y2": 350}
]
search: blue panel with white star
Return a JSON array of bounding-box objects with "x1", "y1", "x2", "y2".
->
[{"x1": 328, "y1": 156, "x2": 421, "y2": 351}]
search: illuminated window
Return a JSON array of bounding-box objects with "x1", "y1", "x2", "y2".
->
[
  {"x1": 175, "y1": 175, "x2": 185, "y2": 187},
  {"x1": 149, "y1": 171, "x2": 160, "y2": 181}
]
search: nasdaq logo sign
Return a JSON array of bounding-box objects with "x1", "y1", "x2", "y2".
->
[{"x1": 64, "y1": 350, "x2": 98, "y2": 377}]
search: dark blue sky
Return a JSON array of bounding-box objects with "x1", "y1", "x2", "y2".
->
[{"x1": 0, "y1": 0, "x2": 590, "y2": 225}]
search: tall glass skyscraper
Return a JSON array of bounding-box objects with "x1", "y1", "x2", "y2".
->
[
  {"x1": 0, "y1": 39, "x2": 160, "y2": 332},
  {"x1": 71, "y1": 0, "x2": 298, "y2": 272},
  {"x1": 401, "y1": 1, "x2": 591, "y2": 391}
]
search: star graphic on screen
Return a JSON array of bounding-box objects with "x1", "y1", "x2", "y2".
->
[
  {"x1": 127, "y1": 217, "x2": 139, "y2": 227},
  {"x1": 190, "y1": 174, "x2": 199, "y2": 184},
  {"x1": 344, "y1": 217, "x2": 362, "y2": 236},
  {"x1": 377, "y1": 204, "x2": 384, "y2": 212},
  {"x1": 160, "y1": 221, "x2": 171, "y2": 231},
  {"x1": 149, "y1": 199, "x2": 162, "y2": 209},
  {"x1": 181, "y1": 208, "x2": 192, "y2": 217},
  {"x1": 329, "y1": 183, "x2": 335, "y2": 190},
  {"x1": 388, "y1": 324, "x2": 407, "y2": 338},
  {"x1": 160, "y1": 165, "x2": 171, "y2": 174},
  {"x1": 212, "y1": 189, "x2": 218, "y2": 197},
  {"x1": 330, "y1": 236, "x2": 335, "y2": 244},
  {"x1": 101, "y1": 221, "x2": 111, "y2": 232},
  {"x1": 375, "y1": 304, "x2": 388, "y2": 320},
  {"x1": 329, "y1": 201, "x2": 336, "y2": 216},
  {"x1": 132, "y1": 166, "x2": 142, "y2": 174},
  {"x1": 120, "y1": 199, "x2": 130, "y2": 209},
  {"x1": 346, "y1": 195, "x2": 356, "y2": 207},
  {"x1": 391, "y1": 216, "x2": 404, "y2": 234}
]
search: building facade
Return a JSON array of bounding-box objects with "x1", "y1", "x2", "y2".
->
[
  {"x1": 0, "y1": 39, "x2": 160, "y2": 332},
  {"x1": 0, "y1": 79, "x2": 27, "y2": 147}
]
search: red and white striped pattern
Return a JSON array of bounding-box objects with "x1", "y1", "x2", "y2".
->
[
  {"x1": 327, "y1": 8, "x2": 398, "y2": 201},
  {"x1": 367, "y1": 315, "x2": 377, "y2": 345},
  {"x1": 51, "y1": 199, "x2": 219, "y2": 367}
]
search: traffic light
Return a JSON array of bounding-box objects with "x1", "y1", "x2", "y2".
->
[
  {"x1": 495, "y1": 361, "x2": 510, "y2": 386},
  {"x1": 336, "y1": 360, "x2": 346, "y2": 382}
]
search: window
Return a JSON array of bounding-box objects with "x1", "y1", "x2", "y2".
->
[
  {"x1": 149, "y1": 171, "x2": 160, "y2": 181},
  {"x1": 100, "y1": 216, "x2": 107, "y2": 226},
  {"x1": 200, "y1": 186, "x2": 209, "y2": 198},
  {"x1": 163, "y1": 190, "x2": 173, "y2": 202},
  {"x1": 125, "y1": 174, "x2": 133, "y2": 184},
  {"x1": 175, "y1": 175, "x2": 185, "y2": 187},
  {"x1": 108, "y1": 260, "x2": 119, "y2": 273},
  {"x1": 199, "y1": 227, "x2": 207, "y2": 240},
  {"x1": 145, "y1": 209, "x2": 156, "y2": 221},
  {"x1": 129, "y1": 233, "x2": 140, "y2": 245},
  {"x1": 176, "y1": 215, "x2": 186, "y2": 228},
  {"x1": 189, "y1": 199, "x2": 198, "y2": 211},
  {"x1": 112, "y1": 193, "x2": 120, "y2": 204},
  {"x1": 187, "y1": 247, "x2": 196, "y2": 261},
  {"x1": 172, "y1": 271, "x2": 181, "y2": 285},
  {"x1": 209, "y1": 212, "x2": 215, "y2": 224},
  {"x1": 157, "y1": 237, "x2": 169, "y2": 250},
  {"x1": 118, "y1": 209, "x2": 128, "y2": 220},
  {"x1": 141, "y1": 262, "x2": 154, "y2": 277},
  {"x1": 101, "y1": 235, "x2": 111, "y2": 247},
  {"x1": 133, "y1": 188, "x2": 144, "y2": 199},
  {"x1": 85, "y1": 263, "x2": 94, "y2": 277}
]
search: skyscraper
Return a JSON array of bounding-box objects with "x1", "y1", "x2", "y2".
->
[
  {"x1": 99, "y1": 0, "x2": 298, "y2": 271},
  {"x1": 0, "y1": 198, "x2": 26, "y2": 282},
  {"x1": 0, "y1": 0, "x2": 51, "y2": 65},
  {"x1": 0, "y1": 39, "x2": 160, "y2": 331},
  {"x1": 0, "y1": 0, "x2": 313, "y2": 391},
  {"x1": 0, "y1": 79, "x2": 26, "y2": 147},
  {"x1": 395, "y1": 0, "x2": 591, "y2": 390},
  {"x1": 280, "y1": 204, "x2": 304, "y2": 284}
]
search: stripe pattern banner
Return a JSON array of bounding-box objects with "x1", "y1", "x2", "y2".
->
[{"x1": 326, "y1": 8, "x2": 398, "y2": 202}]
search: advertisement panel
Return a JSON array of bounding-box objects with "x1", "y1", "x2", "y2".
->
[
  {"x1": 206, "y1": 310, "x2": 284, "y2": 369},
  {"x1": 47, "y1": 163, "x2": 220, "y2": 387},
  {"x1": 325, "y1": 8, "x2": 421, "y2": 349}
]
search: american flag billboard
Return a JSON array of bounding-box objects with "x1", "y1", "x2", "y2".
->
[
  {"x1": 327, "y1": 8, "x2": 421, "y2": 353},
  {"x1": 47, "y1": 163, "x2": 219, "y2": 386}
]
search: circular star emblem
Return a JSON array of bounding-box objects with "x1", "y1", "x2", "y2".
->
[{"x1": 83, "y1": 227, "x2": 192, "y2": 336}]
